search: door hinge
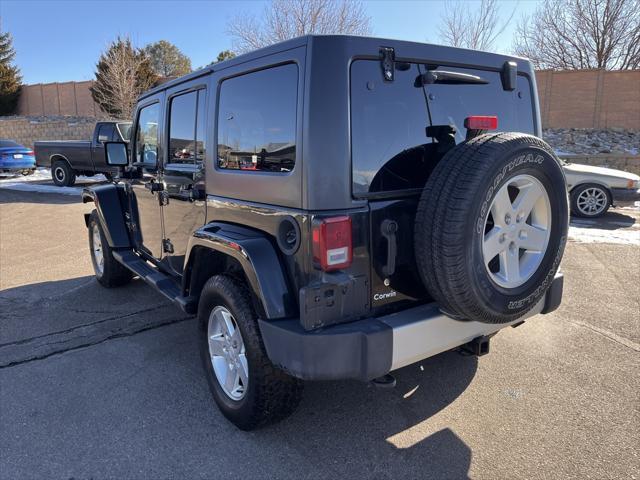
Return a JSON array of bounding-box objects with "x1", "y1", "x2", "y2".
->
[
  {"x1": 162, "y1": 238, "x2": 174, "y2": 254},
  {"x1": 380, "y1": 47, "x2": 395, "y2": 82}
]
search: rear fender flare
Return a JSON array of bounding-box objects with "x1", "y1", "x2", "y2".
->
[
  {"x1": 184, "y1": 223, "x2": 295, "y2": 320},
  {"x1": 82, "y1": 184, "x2": 131, "y2": 248}
]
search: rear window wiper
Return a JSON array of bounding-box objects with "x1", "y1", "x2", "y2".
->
[{"x1": 415, "y1": 70, "x2": 489, "y2": 86}]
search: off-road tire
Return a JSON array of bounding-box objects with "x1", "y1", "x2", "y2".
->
[
  {"x1": 414, "y1": 133, "x2": 568, "y2": 324},
  {"x1": 52, "y1": 159, "x2": 76, "y2": 187},
  {"x1": 570, "y1": 183, "x2": 611, "y2": 218},
  {"x1": 88, "y1": 210, "x2": 133, "y2": 287},
  {"x1": 198, "y1": 275, "x2": 303, "y2": 430}
]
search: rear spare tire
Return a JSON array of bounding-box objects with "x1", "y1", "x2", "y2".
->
[{"x1": 414, "y1": 133, "x2": 568, "y2": 324}]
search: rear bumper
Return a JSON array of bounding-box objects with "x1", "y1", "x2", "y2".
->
[
  {"x1": 260, "y1": 274, "x2": 564, "y2": 381},
  {"x1": 0, "y1": 163, "x2": 36, "y2": 172},
  {"x1": 611, "y1": 188, "x2": 640, "y2": 206}
]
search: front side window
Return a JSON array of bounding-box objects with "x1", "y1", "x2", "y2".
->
[
  {"x1": 167, "y1": 90, "x2": 206, "y2": 167},
  {"x1": 217, "y1": 63, "x2": 297, "y2": 173},
  {"x1": 134, "y1": 103, "x2": 160, "y2": 165}
]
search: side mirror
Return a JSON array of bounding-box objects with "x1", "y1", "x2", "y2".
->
[{"x1": 105, "y1": 141, "x2": 129, "y2": 166}]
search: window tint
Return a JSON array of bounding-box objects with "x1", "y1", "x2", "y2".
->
[
  {"x1": 168, "y1": 91, "x2": 197, "y2": 165},
  {"x1": 0, "y1": 140, "x2": 20, "y2": 148},
  {"x1": 97, "y1": 124, "x2": 115, "y2": 143},
  {"x1": 168, "y1": 90, "x2": 206, "y2": 167},
  {"x1": 350, "y1": 60, "x2": 535, "y2": 195},
  {"x1": 134, "y1": 103, "x2": 160, "y2": 165},
  {"x1": 217, "y1": 63, "x2": 297, "y2": 173}
]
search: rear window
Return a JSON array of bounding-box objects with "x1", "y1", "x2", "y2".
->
[
  {"x1": 350, "y1": 60, "x2": 535, "y2": 196},
  {"x1": 0, "y1": 140, "x2": 21, "y2": 148}
]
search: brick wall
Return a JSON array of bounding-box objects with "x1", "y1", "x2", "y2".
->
[
  {"x1": 0, "y1": 116, "x2": 98, "y2": 149},
  {"x1": 16, "y1": 81, "x2": 105, "y2": 118},
  {"x1": 537, "y1": 70, "x2": 640, "y2": 129}
]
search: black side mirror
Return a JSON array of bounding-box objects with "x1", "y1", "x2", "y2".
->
[{"x1": 105, "y1": 141, "x2": 129, "y2": 166}]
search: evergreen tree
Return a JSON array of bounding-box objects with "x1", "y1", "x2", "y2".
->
[
  {"x1": 144, "y1": 40, "x2": 192, "y2": 77},
  {"x1": 90, "y1": 37, "x2": 158, "y2": 118},
  {"x1": 0, "y1": 29, "x2": 22, "y2": 115},
  {"x1": 215, "y1": 50, "x2": 236, "y2": 63}
]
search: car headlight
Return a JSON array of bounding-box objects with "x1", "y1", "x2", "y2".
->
[{"x1": 627, "y1": 179, "x2": 640, "y2": 189}]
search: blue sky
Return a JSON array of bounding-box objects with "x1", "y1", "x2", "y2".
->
[{"x1": 2, "y1": 0, "x2": 540, "y2": 84}]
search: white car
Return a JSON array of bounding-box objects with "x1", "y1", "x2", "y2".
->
[{"x1": 562, "y1": 161, "x2": 640, "y2": 218}]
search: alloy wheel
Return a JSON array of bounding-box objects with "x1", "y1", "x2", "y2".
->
[
  {"x1": 482, "y1": 174, "x2": 552, "y2": 288},
  {"x1": 207, "y1": 306, "x2": 249, "y2": 401}
]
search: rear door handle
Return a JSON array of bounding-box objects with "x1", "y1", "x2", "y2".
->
[{"x1": 381, "y1": 219, "x2": 398, "y2": 277}]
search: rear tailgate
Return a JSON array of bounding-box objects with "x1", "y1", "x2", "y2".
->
[{"x1": 349, "y1": 58, "x2": 537, "y2": 315}]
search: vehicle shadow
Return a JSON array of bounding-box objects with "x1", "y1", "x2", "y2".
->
[
  {"x1": 0, "y1": 189, "x2": 81, "y2": 205},
  {"x1": 261, "y1": 349, "x2": 478, "y2": 478},
  {"x1": 570, "y1": 210, "x2": 637, "y2": 230}
]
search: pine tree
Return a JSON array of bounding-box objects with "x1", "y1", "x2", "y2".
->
[
  {"x1": 90, "y1": 37, "x2": 158, "y2": 119},
  {"x1": 144, "y1": 40, "x2": 191, "y2": 77},
  {"x1": 0, "y1": 30, "x2": 22, "y2": 115},
  {"x1": 215, "y1": 50, "x2": 236, "y2": 63}
]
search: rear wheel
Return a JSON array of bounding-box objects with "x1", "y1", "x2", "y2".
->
[
  {"x1": 570, "y1": 184, "x2": 610, "y2": 218},
  {"x1": 198, "y1": 275, "x2": 303, "y2": 430},
  {"x1": 51, "y1": 159, "x2": 76, "y2": 187},
  {"x1": 414, "y1": 133, "x2": 568, "y2": 324}
]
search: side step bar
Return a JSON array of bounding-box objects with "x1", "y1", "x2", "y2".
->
[{"x1": 112, "y1": 250, "x2": 197, "y2": 314}]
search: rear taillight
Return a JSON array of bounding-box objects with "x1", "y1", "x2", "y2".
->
[
  {"x1": 312, "y1": 216, "x2": 352, "y2": 271},
  {"x1": 464, "y1": 116, "x2": 498, "y2": 130},
  {"x1": 26, "y1": 150, "x2": 34, "y2": 156}
]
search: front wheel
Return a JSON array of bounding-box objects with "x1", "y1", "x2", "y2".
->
[
  {"x1": 198, "y1": 275, "x2": 303, "y2": 430},
  {"x1": 88, "y1": 210, "x2": 133, "y2": 287},
  {"x1": 570, "y1": 184, "x2": 611, "y2": 218}
]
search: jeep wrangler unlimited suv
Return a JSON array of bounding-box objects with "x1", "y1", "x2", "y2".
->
[{"x1": 83, "y1": 35, "x2": 568, "y2": 430}]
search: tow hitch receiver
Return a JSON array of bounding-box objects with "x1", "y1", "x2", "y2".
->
[{"x1": 461, "y1": 336, "x2": 491, "y2": 356}]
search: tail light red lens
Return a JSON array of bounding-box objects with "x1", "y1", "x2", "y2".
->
[
  {"x1": 26, "y1": 150, "x2": 35, "y2": 156},
  {"x1": 312, "y1": 216, "x2": 352, "y2": 271},
  {"x1": 464, "y1": 116, "x2": 498, "y2": 130}
]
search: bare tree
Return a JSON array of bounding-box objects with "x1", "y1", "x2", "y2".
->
[
  {"x1": 438, "y1": 0, "x2": 514, "y2": 51},
  {"x1": 91, "y1": 37, "x2": 158, "y2": 118},
  {"x1": 513, "y1": 0, "x2": 640, "y2": 70},
  {"x1": 227, "y1": 0, "x2": 371, "y2": 54}
]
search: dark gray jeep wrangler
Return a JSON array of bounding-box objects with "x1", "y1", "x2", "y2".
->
[{"x1": 83, "y1": 35, "x2": 568, "y2": 430}]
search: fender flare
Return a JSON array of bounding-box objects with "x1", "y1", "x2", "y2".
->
[
  {"x1": 82, "y1": 184, "x2": 131, "y2": 248},
  {"x1": 185, "y1": 222, "x2": 296, "y2": 320}
]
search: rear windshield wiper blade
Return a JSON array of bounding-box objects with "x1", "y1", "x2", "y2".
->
[{"x1": 416, "y1": 70, "x2": 489, "y2": 86}]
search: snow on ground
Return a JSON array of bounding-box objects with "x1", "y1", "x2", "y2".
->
[
  {"x1": 568, "y1": 206, "x2": 640, "y2": 246},
  {"x1": 0, "y1": 168, "x2": 104, "y2": 196}
]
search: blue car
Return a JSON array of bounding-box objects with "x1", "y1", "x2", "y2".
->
[{"x1": 0, "y1": 139, "x2": 36, "y2": 175}]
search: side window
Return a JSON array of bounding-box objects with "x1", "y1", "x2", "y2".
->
[
  {"x1": 168, "y1": 91, "x2": 197, "y2": 165},
  {"x1": 97, "y1": 124, "x2": 114, "y2": 143},
  {"x1": 217, "y1": 63, "x2": 297, "y2": 173},
  {"x1": 167, "y1": 90, "x2": 206, "y2": 167},
  {"x1": 134, "y1": 103, "x2": 160, "y2": 165}
]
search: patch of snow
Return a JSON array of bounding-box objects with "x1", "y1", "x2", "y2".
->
[
  {"x1": 0, "y1": 168, "x2": 106, "y2": 184},
  {"x1": 0, "y1": 182, "x2": 83, "y2": 196}
]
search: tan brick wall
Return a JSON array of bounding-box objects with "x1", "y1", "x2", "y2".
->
[
  {"x1": 537, "y1": 69, "x2": 640, "y2": 129},
  {"x1": 0, "y1": 116, "x2": 98, "y2": 149},
  {"x1": 16, "y1": 81, "x2": 103, "y2": 118}
]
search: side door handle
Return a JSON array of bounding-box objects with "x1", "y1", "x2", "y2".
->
[
  {"x1": 145, "y1": 180, "x2": 164, "y2": 192},
  {"x1": 381, "y1": 219, "x2": 398, "y2": 277}
]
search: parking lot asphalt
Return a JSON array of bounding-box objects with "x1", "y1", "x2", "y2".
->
[{"x1": 0, "y1": 184, "x2": 638, "y2": 479}]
